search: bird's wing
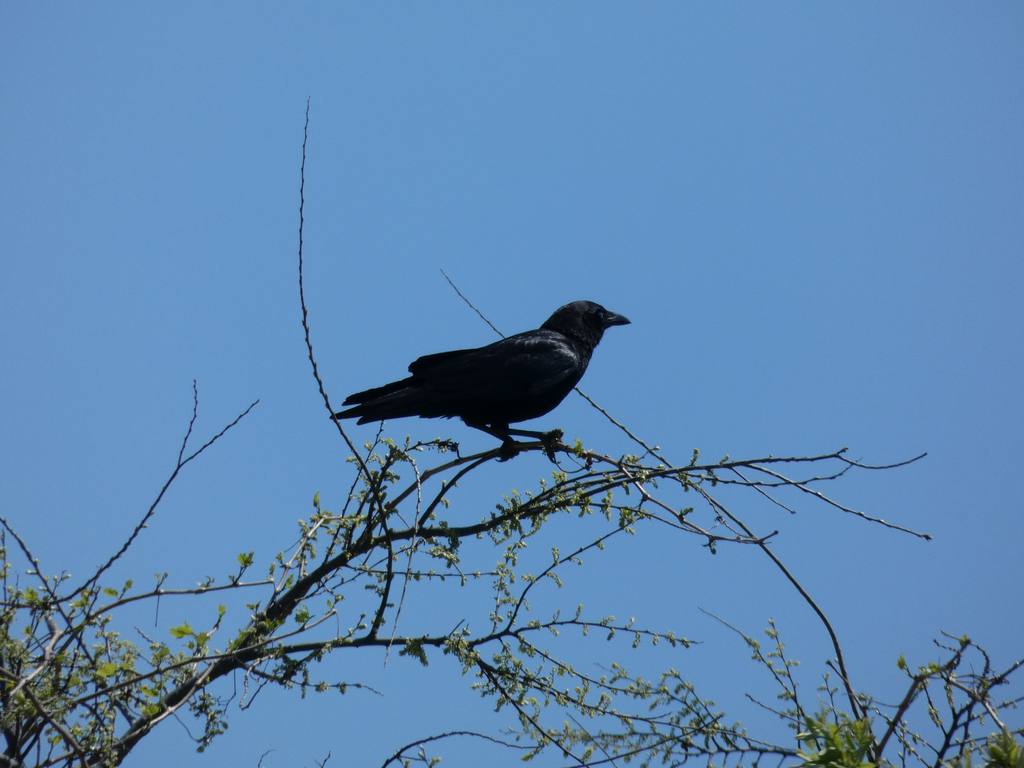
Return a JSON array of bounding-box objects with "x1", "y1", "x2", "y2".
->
[{"x1": 409, "y1": 331, "x2": 583, "y2": 402}]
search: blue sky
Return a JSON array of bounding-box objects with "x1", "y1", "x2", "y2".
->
[{"x1": 2, "y1": 4, "x2": 1022, "y2": 767}]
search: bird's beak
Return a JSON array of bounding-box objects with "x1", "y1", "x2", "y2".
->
[{"x1": 602, "y1": 311, "x2": 631, "y2": 328}]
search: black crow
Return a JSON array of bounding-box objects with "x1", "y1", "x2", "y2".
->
[{"x1": 332, "y1": 300, "x2": 630, "y2": 450}]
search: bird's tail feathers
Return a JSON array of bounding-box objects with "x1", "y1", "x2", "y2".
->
[
  {"x1": 332, "y1": 377, "x2": 454, "y2": 424},
  {"x1": 341, "y1": 377, "x2": 413, "y2": 406}
]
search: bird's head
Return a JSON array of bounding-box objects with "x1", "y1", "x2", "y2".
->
[{"x1": 542, "y1": 300, "x2": 631, "y2": 346}]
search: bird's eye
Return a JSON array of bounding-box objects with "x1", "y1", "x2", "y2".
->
[{"x1": 595, "y1": 309, "x2": 605, "y2": 320}]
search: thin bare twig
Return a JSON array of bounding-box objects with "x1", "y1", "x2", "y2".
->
[
  {"x1": 73, "y1": 381, "x2": 258, "y2": 598},
  {"x1": 380, "y1": 730, "x2": 530, "y2": 768},
  {"x1": 440, "y1": 269, "x2": 505, "y2": 338},
  {"x1": 297, "y1": 99, "x2": 372, "y2": 485},
  {"x1": 695, "y1": 480, "x2": 863, "y2": 720}
]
